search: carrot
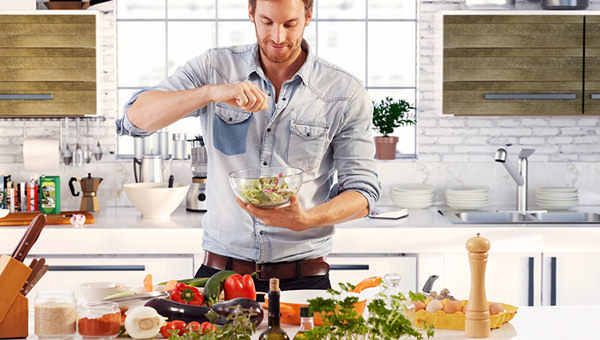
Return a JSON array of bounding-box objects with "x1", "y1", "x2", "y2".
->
[
  {"x1": 143, "y1": 273, "x2": 153, "y2": 292},
  {"x1": 349, "y1": 276, "x2": 382, "y2": 293},
  {"x1": 164, "y1": 279, "x2": 177, "y2": 291}
]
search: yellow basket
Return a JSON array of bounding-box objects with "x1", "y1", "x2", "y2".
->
[{"x1": 415, "y1": 303, "x2": 518, "y2": 330}]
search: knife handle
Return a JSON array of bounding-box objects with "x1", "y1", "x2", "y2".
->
[{"x1": 12, "y1": 214, "x2": 47, "y2": 262}]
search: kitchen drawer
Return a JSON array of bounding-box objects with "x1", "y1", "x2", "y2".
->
[
  {"x1": 23, "y1": 254, "x2": 194, "y2": 302},
  {"x1": 326, "y1": 253, "x2": 417, "y2": 294}
]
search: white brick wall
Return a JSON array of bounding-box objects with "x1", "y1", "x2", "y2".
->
[{"x1": 1, "y1": 2, "x2": 599, "y2": 210}]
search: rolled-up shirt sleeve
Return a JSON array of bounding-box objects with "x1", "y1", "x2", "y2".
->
[
  {"x1": 116, "y1": 88, "x2": 158, "y2": 137},
  {"x1": 333, "y1": 85, "x2": 382, "y2": 212}
]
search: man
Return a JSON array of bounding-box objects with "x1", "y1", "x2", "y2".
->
[{"x1": 117, "y1": 0, "x2": 381, "y2": 292}]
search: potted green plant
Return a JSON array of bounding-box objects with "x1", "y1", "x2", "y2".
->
[{"x1": 372, "y1": 97, "x2": 416, "y2": 160}]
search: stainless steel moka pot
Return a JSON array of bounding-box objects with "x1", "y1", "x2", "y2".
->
[{"x1": 186, "y1": 137, "x2": 208, "y2": 212}]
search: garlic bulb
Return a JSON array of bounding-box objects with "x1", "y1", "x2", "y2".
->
[{"x1": 124, "y1": 306, "x2": 166, "y2": 339}]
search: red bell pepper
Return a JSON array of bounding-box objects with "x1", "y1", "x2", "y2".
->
[
  {"x1": 169, "y1": 282, "x2": 204, "y2": 305},
  {"x1": 224, "y1": 273, "x2": 256, "y2": 300}
]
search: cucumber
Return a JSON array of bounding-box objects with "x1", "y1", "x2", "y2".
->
[
  {"x1": 157, "y1": 277, "x2": 209, "y2": 287},
  {"x1": 203, "y1": 270, "x2": 237, "y2": 305}
]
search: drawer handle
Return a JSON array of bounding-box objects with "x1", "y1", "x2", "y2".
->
[
  {"x1": 329, "y1": 264, "x2": 369, "y2": 271},
  {"x1": 484, "y1": 94, "x2": 576, "y2": 100},
  {"x1": 0, "y1": 94, "x2": 53, "y2": 100},
  {"x1": 48, "y1": 265, "x2": 146, "y2": 271},
  {"x1": 590, "y1": 94, "x2": 600, "y2": 99}
]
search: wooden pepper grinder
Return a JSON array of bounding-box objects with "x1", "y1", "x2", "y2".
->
[{"x1": 465, "y1": 233, "x2": 491, "y2": 338}]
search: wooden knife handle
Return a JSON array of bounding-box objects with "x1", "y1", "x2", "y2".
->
[{"x1": 12, "y1": 214, "x2": 47, "y2": 262}]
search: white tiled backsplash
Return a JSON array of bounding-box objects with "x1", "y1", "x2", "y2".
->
[{"x1": 1, "y1": 1, "x2": 599, "y2": 212}]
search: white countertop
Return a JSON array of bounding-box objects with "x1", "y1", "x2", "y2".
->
[
  {"x1": 251, "y1": 305, "x2": 599, "y2": 340},
  {"x1": 2, "y1": 206, "x2": 600, "y2": 255}
]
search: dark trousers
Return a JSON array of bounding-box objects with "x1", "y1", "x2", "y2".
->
[{"x1": 194, "y1": 264, "x2": 331, "y2": 300}]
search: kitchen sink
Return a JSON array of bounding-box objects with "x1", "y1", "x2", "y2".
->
[{"x1": 442, "y1": 210, "x2": 600, "y2": 224}]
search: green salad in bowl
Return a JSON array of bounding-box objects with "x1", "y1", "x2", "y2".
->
[{"x1": 229, "y1": 167, "x2": 303, "y2": 208}]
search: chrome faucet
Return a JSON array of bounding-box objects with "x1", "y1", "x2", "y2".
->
[{"x1": 494, "y1": 147, "x2": 536, "y2": 211}]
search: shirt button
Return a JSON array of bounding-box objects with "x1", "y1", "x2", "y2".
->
[
  {"x1": 268, "y1": 93, "x2": 272, "y2": 96},
  {"x1": 228, "y1": 117, "x2": 233, "y2": 121},
  {"x1": 266, "y1": 128, "x2": 271, "y2": 132},
  {"x1": 262, "y1": 161, "x2": 268, "y2": 166},
  {"x1": 282, "y1": 97, "x2": 287, "y2": 101},
  {"x1": 259, "y1": 231, "x2": 264, "y2": 235}
]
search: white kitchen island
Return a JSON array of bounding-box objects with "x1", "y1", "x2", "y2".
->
[
  {"x1": 251, "y1": 305, "x2": 598, "y2": 340},
  {"x1": 1, "y1": 205, "x2": 600, "y2": 306}
]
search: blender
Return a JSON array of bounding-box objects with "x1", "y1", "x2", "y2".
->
[{"x1": 186, "y1": 136, "x2": 207, "y2": 212}]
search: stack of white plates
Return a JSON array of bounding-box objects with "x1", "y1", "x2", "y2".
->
[
  {"x1": 445, "y1": 186, "x2": 489, "y2": 210},
  {"x1": 536, "y1": 187, "x2": 578, "y2": 210},
  {"x1": 391, "y1": 184, "x2": 436, "y2": 209}
]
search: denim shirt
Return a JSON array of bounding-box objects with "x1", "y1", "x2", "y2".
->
[{"x1": 117, "y1": 41, "x2": 381, "y2": 263}]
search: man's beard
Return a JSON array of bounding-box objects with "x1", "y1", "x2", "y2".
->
[{"x1": 258, "y1": 37, "x2": 302, "y2": 64}]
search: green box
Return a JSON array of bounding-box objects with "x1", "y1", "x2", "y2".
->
[{"x1": 39, "y1": 176, "x2": 60, "y2": 214}]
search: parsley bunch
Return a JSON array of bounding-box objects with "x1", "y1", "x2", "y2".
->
[{"x1": 302, "y1": 283, "x2": 434, "y2": 340}]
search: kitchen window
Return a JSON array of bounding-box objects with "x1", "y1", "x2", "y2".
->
[{"x1": 116, "y1": 0, "x2": 417, "y2": 158}]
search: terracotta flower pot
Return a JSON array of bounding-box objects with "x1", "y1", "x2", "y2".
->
[{"x1": 374, "y1": 136, "x2": 398, "y2": 160}]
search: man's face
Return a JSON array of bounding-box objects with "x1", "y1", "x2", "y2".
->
[{"x1": 249, "y1": 0, "x2": 312, "y2": 64}]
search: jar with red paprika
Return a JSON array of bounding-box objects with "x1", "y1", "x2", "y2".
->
[{"x1": 77, "y1": 301, "x2": 121, "y2": 339}]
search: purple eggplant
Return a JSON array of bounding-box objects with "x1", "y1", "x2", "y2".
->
[
  {"x1": 211, "y1": 297, "x2": 264, "y2": 326},
  {"x1": 144, "y1": 297, "x2": 211, "y2": 323}
]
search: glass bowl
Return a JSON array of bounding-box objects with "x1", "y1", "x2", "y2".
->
[{"x1": 229, "y1": 167, "x2": 303, "y2": 208}]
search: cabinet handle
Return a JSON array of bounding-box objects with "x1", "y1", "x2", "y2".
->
[
  {"x1": 528, "y1": 257, "x2": 534, "y2": 307},
  {"x1": 0, "y1": 94, "x2": 53, "y2": 100},
  {"x1": 329, "y1": 264, "x2": 369, "y2": 271},
  {"x1": 550, "y1": 257, "x2": 557, "y2": 306},
  {"x1": 590, "y1": 94, "x2": 600, "y2": 99},
  {"x1": 484, "y1": 94, "x2": 576, "y2": 100},
  {"x1": 48, "y1": 265, "x2": 145, "y2": 271}
]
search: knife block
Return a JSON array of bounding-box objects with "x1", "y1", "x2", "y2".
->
[{"x1": 0, "y1": 254, "x2": 31, "y2": 338}]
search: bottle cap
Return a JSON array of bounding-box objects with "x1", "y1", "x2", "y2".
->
[{"x1": 300, "y1": 306, "x2": 312, "y2": 317}]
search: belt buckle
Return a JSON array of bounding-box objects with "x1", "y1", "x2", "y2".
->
[{"x1": 255, "y1": 263, "x2": 268, "y2": 281}]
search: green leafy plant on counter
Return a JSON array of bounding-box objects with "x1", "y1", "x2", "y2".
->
[
  {"x1": 372, "y1": 97, "x2": 416, "y2": 137},
  {"x1": 165, "y1": 309, "x2": 256, "y2": 340},
  {"x1": 302, "y1": 283, "x2": 434, "y2": 340}
]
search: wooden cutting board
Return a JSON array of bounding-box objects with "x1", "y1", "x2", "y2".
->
[{"x1": 0, "y1": 211, "x2": 94, "y2": 226}]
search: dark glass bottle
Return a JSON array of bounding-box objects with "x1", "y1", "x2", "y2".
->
[
  {"x1": 292, "y1": 306, "x2": 314, "y2": 339},
  {"x1": 258, "y1": 278, "x2": 290, "y2": 340}
]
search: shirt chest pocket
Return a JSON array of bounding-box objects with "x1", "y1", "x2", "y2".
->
[
  {"x1": 288, "y1": 120, "x2": 329, "y2": 171},
  {"x1": 213, "y1": 104, "x2": 253, "y2": 156}
]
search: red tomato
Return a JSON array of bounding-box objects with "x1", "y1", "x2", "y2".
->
[
  {"x1": 183, "y1": 321, "x2": 201, "y2": 334},
  {"x1": 159, "y1": 320, "x2": 187, "y2": 338},
  {"x1": 200, "y1": 321, "x2": 216, "y2": 334}
]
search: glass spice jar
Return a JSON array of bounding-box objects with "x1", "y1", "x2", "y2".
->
[
  {"x1": 77, "y1": 301, "x2": 121, "y2": 339},
  {"x1": 34, "y1": 290, "x2": 78, "y2": 338}
]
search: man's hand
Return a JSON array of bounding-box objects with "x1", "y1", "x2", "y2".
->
[
  {"x1": 235, "y1": 196, "x2": 311, "y2": 231},
  {"x1": 211, "y1": 82, "x2": 269, "y2": 112}
]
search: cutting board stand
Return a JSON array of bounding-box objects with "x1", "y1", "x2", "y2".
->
[{"x1": 0, "y1": 254, "x2": 31, "y2": 338}]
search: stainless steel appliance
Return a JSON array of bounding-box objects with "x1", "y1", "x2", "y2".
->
[
  {"x1": 133, "y1": 154, "x2": 163, "y2": 183},
  {"x1": 541, "y1": 0, "x2": 588, "y2": 9},
  {"x1": 186, "y1": 137, "x2": 207, "y2": 212}
]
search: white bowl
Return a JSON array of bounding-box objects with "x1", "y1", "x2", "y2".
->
[
  {"x1": 0, "y1": 209, "x2": 8, "y2": 218},
  {"x1": 80, "y1": 282, "x2": 126, "y2": 302},
  {"x1": 123, "y1": 182, "x2": 189, "y2": 219}
]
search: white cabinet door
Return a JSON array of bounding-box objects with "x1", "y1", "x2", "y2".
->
[
  {"x1": 24, "y1": 254, "x2": 195, "y2": 301},
  {"x1": 440, "y1": 252, "x2": 541, "y2": 307},
  {"x1": 542, "y1": 252, "x2": 600, "y2": 306},
  {"x1": 326, "y1": 253, "x2": 418, "y2": 294}
]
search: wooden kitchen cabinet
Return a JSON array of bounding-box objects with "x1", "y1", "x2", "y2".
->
[
  {"x1": 0, "y1": 12, "x2": 97, "y2": 117},
  {"x1": 24, "y1": 254, "x2": 194, "y2": 301},
  {"x1": 443, "y1": 14, "x2": 588, "y2": 116},
  {"x1": 326, "y1": 253, "x2": 418, "y2": 294}
]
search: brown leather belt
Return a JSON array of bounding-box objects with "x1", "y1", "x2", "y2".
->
[{"x1": 203, "y1": 251, "x2": 330, "y2": 281}]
